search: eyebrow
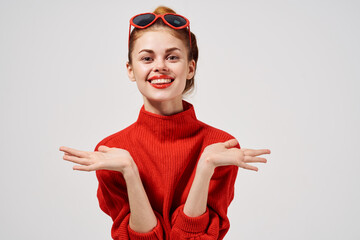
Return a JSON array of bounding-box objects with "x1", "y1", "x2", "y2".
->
[{"x1": 138, "y1": 47, "x2": 181, "y2": 54}]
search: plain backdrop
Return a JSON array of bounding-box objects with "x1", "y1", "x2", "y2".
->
[{"x1": 1, "y1": 0, "x2": 359, "y2": 239}]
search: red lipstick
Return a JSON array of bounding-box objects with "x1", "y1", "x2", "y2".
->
[
  {"x1": 148, "y1": 75, "x2": 174, "y2": 81},
  {"x1": 147, "y1": 75, "x2": 174, "y2": 89}
]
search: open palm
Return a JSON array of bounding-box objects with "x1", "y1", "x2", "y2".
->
[
  {"x1": 59, "y1": 145, "x2": 134, "y2": 173},
  {"x1": 199, "y1": 139, "x2": 270, "y2": 172}
]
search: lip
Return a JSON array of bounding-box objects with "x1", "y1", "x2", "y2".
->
[
  {"x1": 147, "y1": 75, "x2": 175, "y2": 89},
  {"x1": 147, "y1": 75, "x2": 174, "y2": 81}
]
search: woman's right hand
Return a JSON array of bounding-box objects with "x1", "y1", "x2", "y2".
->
[{"x1": 59, "y1": 145, "x2": 137, "y2": 174}]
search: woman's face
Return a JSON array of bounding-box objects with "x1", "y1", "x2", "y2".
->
[{"x1": 127, "y1": 29, "x2": 195, "y2": 105}]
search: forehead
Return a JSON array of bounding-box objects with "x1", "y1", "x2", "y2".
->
[{"x1": 133, "y1": 29, "x2": 187, "y2": 52}]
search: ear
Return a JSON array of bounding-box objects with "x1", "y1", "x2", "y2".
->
[
  {"x1": 186, "y1": 60, "x2": 196, "y2": 80},
  {"x1": 126, "y1": 62, "x2": 136, "y2": 82}
]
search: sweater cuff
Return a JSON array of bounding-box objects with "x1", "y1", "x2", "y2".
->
[
  {"x1": 128, "y1": 218, "x2": 163, "y2": 240},
  {"x1": 173, "y1": 205, "x2": 210, "y2": 233}
]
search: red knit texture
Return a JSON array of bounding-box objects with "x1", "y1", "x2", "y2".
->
[{"x1": 94, "y1": 101, "x2": 240, "y2": 240}]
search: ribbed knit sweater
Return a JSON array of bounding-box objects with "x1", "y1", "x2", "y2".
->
[{"x1": 94, "y1": 100, "x2": 240, "y2": 240}]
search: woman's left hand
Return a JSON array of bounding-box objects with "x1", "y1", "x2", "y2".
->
[{"x1": 197, "y1": 139, "x2": 270, "y2": 174}]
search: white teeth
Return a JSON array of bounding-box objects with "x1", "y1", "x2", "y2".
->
[{"x1": 150, "y1": 79, "x2": 172, "y2": 84}]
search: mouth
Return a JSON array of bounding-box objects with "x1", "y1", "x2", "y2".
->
[{"x1": 147, "y1": 75, "x2": 175, "y2": 89}]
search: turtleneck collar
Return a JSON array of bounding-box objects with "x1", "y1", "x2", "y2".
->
[{"x1": 135, "y1": 100, "x2": 201, "y2": 141}]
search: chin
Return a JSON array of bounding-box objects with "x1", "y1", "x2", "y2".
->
[{"x1": 144, "y1": 92, "x2": 183, "y2": 103}]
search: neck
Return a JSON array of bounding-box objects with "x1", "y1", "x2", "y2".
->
[{"x1": 143, "y1": 96, "x2": 184, "y2": 116}]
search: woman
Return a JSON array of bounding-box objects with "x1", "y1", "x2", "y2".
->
[{"x1": 59, "y1": 6, "x2": 271, "y2": 240}]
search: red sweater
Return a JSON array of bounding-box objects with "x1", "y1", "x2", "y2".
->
[{"x1": 94, "y1": 100, "x2": 240, "y2": 239}]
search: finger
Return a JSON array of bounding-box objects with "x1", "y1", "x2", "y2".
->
[
  {"x1": 243, "y1": 149, "x2": 271, "y2": 157},
  {"x1": 224, "y1": 139, "x2": 238, "y2": 149},
  {"x1": 64, "y1": 152, "x2": 76, "y2": 156},
  {"x1": 59, "y1": 146, "x2": 88, "y2": 158},
  {"x1": 238, "y1": 162, "x2": 258, "y2": 171},
  {"x1": 63, "y1": 155, "x2": 90, "y2": 166},
  {"x1": 73, "y1": 162, "x2": 103, "y2": 172},
  {"x1": 244, "y1": 156, "x2": 267, "y2": 163},
  {"x1": 98, "y1": 145, "x2": 110, "y2": 152},
  {"x1": 73, "y1": 165, "x2": 93, "y2": 171}
]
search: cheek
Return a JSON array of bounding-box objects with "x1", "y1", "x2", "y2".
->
[
  {"x1": 179, "y1": 64, "x2": 190, "y2": 78},
  {"x1": 133, "y1": 64, "x2": 152, "y2": 79}
]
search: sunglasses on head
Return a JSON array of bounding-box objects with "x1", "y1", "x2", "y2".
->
[{"x1": 129, "y1": 12, "x2": 191, "y2": 48}]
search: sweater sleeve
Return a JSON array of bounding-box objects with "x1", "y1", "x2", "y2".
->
[
  {"x1": 170, "y1": 164, "x2": 239, "y2": 239},
  {"x1": 95, "y1": 144, "x2": 164, "y2": 240}
]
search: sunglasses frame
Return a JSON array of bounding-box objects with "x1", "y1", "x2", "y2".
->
[{"x1": 128, "y1": 12, "x2": 191, "y2": 48}]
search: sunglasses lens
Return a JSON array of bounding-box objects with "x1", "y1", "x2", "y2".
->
[
  {"x1": 164, "y1": 15, "x2": 187, "y2": 27},
  {"x1": 133, "y1": 14, "x2": 156, "y2": 27}
]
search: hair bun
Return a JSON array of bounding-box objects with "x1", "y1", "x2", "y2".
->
[{"x1": 153, "y1": 6, "x2": 176, "y2": 15}]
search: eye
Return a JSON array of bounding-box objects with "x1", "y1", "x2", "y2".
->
[
  {"x1": 167, "y1": 55, "x2": 179, "y2": 61},
  {"x1": 141, "y1": 56, "x2": 153, "y2": 62}
]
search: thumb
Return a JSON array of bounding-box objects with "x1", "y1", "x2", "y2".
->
[
  {"x1": 98, "y1": 145, "x2": 110, "y2": 152},
  {"x1": 224, "y1": 139, "x2": 238, "y2": 148}
]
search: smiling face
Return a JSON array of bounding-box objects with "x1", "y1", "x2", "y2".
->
[{"x1": 127, "y1": 29, "x2": 195, "y2": 111}]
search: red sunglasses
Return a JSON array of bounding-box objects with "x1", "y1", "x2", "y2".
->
[{"x1": 129, "y1": 12, "x2": 191, "y2": 48}]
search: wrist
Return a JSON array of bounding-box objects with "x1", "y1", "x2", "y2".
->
[
  {"x1": 196, "y1": 158, "x2": 215, "y2": 179},
  {"x1": 122, "y1": 163, "x2": 140, "y2": 180}
]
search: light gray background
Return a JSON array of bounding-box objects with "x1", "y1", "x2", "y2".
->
[{"x1": 1, "y1": 0, "x2": 359, "y2": 239}]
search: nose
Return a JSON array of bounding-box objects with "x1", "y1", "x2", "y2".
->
[{"x1": 153, "y1": 59, "x2": 169, "y2": 72}]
